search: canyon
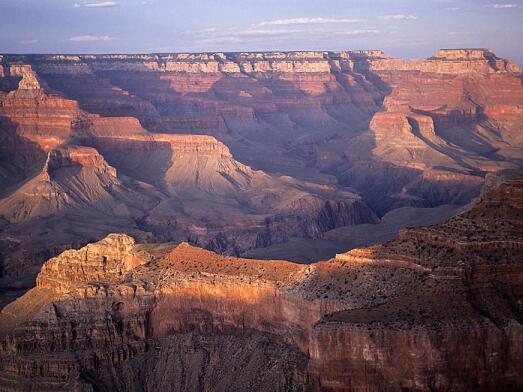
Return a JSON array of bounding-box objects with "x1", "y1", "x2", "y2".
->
[
  {"x1": 0, "y1": 48, "x2": 522, "y2": 292},
  {"x1": 0, "y1": 179, "x2": 521, "y2": 391}
]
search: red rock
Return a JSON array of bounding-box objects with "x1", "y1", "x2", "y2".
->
[
  {"x1": 0, "y1": 180, "x2": 522, "y2": 391},
  {"x1": 0, "y1": 48, "x2": 522, "y2": 289}
]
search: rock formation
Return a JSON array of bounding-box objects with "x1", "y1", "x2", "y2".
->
[
  {"x1": 0, "y1": 48, "x2": 522, "y2": 288},
  {"x1": 0, "y1": 179, "x2": 522, "y2": 391}
]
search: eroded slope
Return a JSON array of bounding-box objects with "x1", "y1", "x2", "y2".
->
[
  {"x1": 1, "y1": 48, "x2": 522, "y2": 289},
  {"x1": 0, "y1": 63, "x2": 376, "y2": 288},
  {"x1": 0, "y1": 180, "x2": 521, "y2": 391}
]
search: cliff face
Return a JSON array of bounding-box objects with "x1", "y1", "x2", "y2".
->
[
  {"x1": 36, "y1": 234, "x2": 150, "y2": 292},
  {"x1": 0, "y1": 68, "x2": 377, "y2": 287},
  {"x1": 18, "y1": 49, "x2": 519, "y2": 183},
  {"x1": 0, "y1": 48, "x2": 522, "y2": 287},
  {"x1": 12, "y1": 48, "x2": 519, "y2": 75},
  {"x1": 0, "y1": 180, "x2": 522, "y2": 391},
  {"x1": 0, "y1": 144, "x2": 162, "y2": 224}
]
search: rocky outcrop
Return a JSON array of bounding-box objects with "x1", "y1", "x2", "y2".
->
[
  {"x1": 358, "y1": 48, "x2": 522, "y2": 75},
  {"x1": 36, "y1": 234, "x2": 150, "y2": 292},
  {"x1": 9, "y1": 49, "x2": 519, "y2": 76},
  {"x1": 0, "y1": 142, "x2": 163, "y2": 287},
  {"x1": 76, "y1": 132, "x2": 377, "y2": 253},
  {"x1": 18, "y1": 48, "x2": 520, "y2": 172},
  {"x1": 80, "y1": 133, "x2": 248, "y2": 193},
  {"x1": 7, "y1": 65, "x2": 41, "y2": 90},
  {"x1": 47, "y1": 145, "x2": 117, "y2": 176},
  {"x1": 1, "y1": 48, "x2": 522, "y2": 288},
  {"x1": 0, "y1": 75, "x2": 377, "y2": 286},
  {"x1": 369, "y1": 112, "x2": 454, "y2": 167},
  {"x1": 0, "y1": 180, "x2": 522, "y2": 391},
  {"x1": 0, "y1": 145, "x2": 160, "y2": 224}
]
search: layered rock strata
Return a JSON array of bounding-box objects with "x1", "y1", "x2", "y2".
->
[
  {"x1": 0, "y1": 180, "x2": 522, "y2": 391},
  {"x1": 1, "y1": 48, "x2": 522, "y2": 287},
  {"x1": 0, "y1": 65, "x2": 377, "y2": 286}
]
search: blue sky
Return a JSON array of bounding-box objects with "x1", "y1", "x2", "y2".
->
[{"x1": 1, "y1": 0, "x2": 522, "y2": 64}]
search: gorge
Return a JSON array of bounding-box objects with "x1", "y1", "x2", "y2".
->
[
  {"x1": 0, "y1": 179, "x2": 522, "y2": 391},
  {"x1": 1, "y1": 48, "x2": 522, "y2": 289},
  {"x1": 0, "y1": 47, "x2": 522, "y2": 391}
]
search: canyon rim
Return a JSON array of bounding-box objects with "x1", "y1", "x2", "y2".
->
[{"x1": 1, "y1": 1, "x2": 523, "y2": 391}]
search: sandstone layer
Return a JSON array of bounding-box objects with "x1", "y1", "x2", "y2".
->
[
  {"x1": 0, "y1": 180, "x2": 522, "y2": 391},
  {"x1": 0, "y1": 48, "x2": 522, "y2": 287}
]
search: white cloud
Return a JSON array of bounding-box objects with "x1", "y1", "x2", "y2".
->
[
  {"x1": 240, "y1": 28, "x2": 308, "y2": 36},
  {"x1": 445, "y1": 7, "x2": 462, "y2": 11},
  {"x1": 20, "y1": 39, "x2": 38, "y2": 44},
  {"x1": 258, "y1": 17, "x2": 367, "y2": 26},
  {"x1": 74, "y1": 2, "x2": 118, "y2": 8},
  {"x1": 192, "y1": 24, "x2": 383, "y2": 47},
  {"x1": 483, "y1": 3, "x2": 523, "y2": 8},
  {"x1": 69, "y1": 35, "x2": 116, "y2": 41},
  {"x1": 186, "y1": 18, "x2": 378, "y2": 45},
  {"x1": 187, "y1": 19, "x2": 384, "y2": 48},
  {"x1": 379, "y1": 14, "x2": 418, "y2": 20},
  {"x1": 334, "y1": 29, "x2": 381, "y2": 36}
]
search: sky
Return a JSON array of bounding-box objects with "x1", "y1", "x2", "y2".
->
[{"x1": 1, "y1": 0, "x2": 522, "y2": 65}]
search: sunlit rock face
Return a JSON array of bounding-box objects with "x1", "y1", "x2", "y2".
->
[
  {"x1": 0, "y1": 49, "x2": 522, "y2": 288},
  {"x1": 0, "y1": 180, "x2": 522, "y2": 391}
]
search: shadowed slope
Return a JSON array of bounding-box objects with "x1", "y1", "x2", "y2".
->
[
  {"x1": 1, "y1": 49, "x2": 522, "y2": 290},
  {"x1": 0, "y1": 64, "x2": 377, "y2": 288},
  {"x1": 0, "y1": 146, "x2": 160, "y2": 223},
  {"x1": 0, "y1": 180, "x2": 522, "y2": 391}
]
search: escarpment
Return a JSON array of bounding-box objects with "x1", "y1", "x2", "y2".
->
[
  {"x1": 0, "y1": 144, "x2": 161, "y2": 224},
  {"x1": 0, "y1": 180, "x2": 522, "y2": 391},
  {"x1": 0, "y1": 68, "x2": 377, "y2": 286},
  {"x1": 36, "y1": 234, "x2": 151, "y2": 292},
  {"x1": 1, "y1": 48, "x2": 522, "y2": 287}
]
